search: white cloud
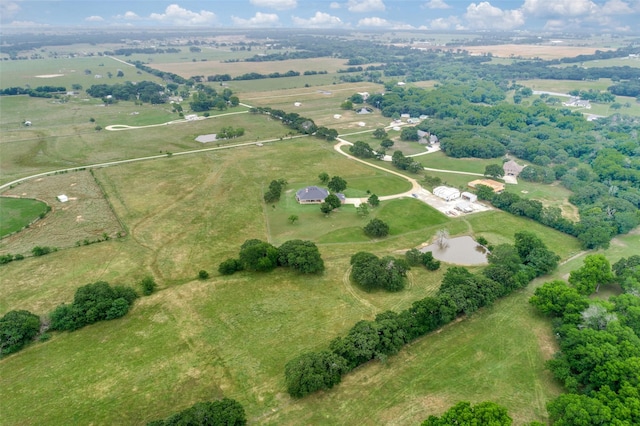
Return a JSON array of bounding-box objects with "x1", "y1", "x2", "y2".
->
[
  {"x1": 150, "y1": 4, "x2": 216, "y2": 26},
  {"x1": 250, "y1": 0, "x2": 297, "y2": 10},
  {"x1": 85, "y1": 15, "x2": 105, "y2": 22},
  {"x1": 232, "y1": 12, "x2": 279, "y2": 26},
  {"x1": 424, "y1": 0, "x2": 451, "y2": 9},
  {"x1": 465, "y1": 2, "x2": 524, "y2": 30},
  {"x1": 348, "y1": 0, "x2": 385, "y2": 13},
  {"x1": 600, "y1": 0, "x2": 635, "y2": 14},
  {"x1": 124, "y1": 11, "x2": 139, "y2": 20},
  {"x1": 329, "y1": 2, "x2": 341, "y2": 9},
  {"x1": 7, "y1": 20, "x2": 49, "y2": 27},
  {"x1": 522, "y1": 0, "x2": 597, "y2": 18},
  {"x1": 0, "y1": 0, "x2": 21, "y2": 21},
  {"x1": 357, "y1": 16, "x2": 390, "y2": 27},
  {"x1": 429, "y1": 16, "x2": 462, "y2": 30},
  {"x1": 292, "y1": 12, "x2": 342, "y2": 27}
]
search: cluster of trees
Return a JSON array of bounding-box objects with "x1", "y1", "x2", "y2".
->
[
  {"x1": 422, "y1": 401, "x2": 512, "y2": 425},
  {"x1": 132, "y1": 61, "x2": 188, "y2": 85},
  {"x1": 233, "y1": 70, "x2": 300, "y2": 80},
  {"x1": 189, "y1": 86, "x2": 237, "y2": 112},
  {"x1": 320, "y1": 194, "x2": 343, "y2": 215},
  {"x1": 147, "y1": 398, "x2": 246, "y2": 426},
  {"x1": 0, "y1": 253, "x2": 25, "y2": 265},
  {"x1": 217, "y1": 126, "x2": 244, "y2": 139},
  {"x1": 219, "y1": 239, "x2": 324, "y2": 275},
  {"x1": 86, "y1": 81, "x2": 167, "y2": 104},
  {"x1": 530, "y1": 254, "x2": 640, "y2": 424},
  {"x1": 49, "y1": 281, "x2": 138, "y2": 331},
  {"x1": 608, "y1": 80, "x2": 640, "y2": 98},
  {"x1": 285, "y1": 231, "x2": 558, "y2": 398},
  {"x1": 314, "y1": 126, "x2": 338, "y2": 141},
  {"x1": 391, "y1": 150, "x2": 423, "y2": 173},
  {"x1": 350, "y1": 251, "x2": 408, "y2": 292},
  {"x1": 568, "y1": 89, "x2": 616, "y2": 103},
  {"x1": 0, "y1": 85, "x2": 67, "y2": 98},
  {"x1": 349, "y1": 141, "x2": 377, "y2": 159},
  {"x1": 263, "y1": 178, "x2": 287, "y2": 203},
  {"x1": 405, "y1": 248, "x2": 441, "y2": 271},
  {"x1": 250, "y1": 107, "x2": 317, "y2": 135}
]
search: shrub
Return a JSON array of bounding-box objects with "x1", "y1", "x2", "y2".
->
[
  {"x1": 363, "y1": 218, "x2": 389, "y2": 238},
  {"x1": 218, "y1": 258, "x2": 243, "y2": 275},
  {"x1": 140, "y1": 276, "x2": 157, "y2": 296},
  {"x1": 198, "y1": 269, "x2": 209, "y2": 280}
]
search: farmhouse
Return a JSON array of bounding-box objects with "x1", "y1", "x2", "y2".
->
[
  {"x1": 433, "y1": 186, "x2": 461, "y2": 201},
  {"x1": 468, "y1": 179, "x2": 505, "y2": 193},
  {"x1": 296, "y1": 186, "x2": 329, "y2": 204},
  {"x1": 503, "y1": 160, "x2": 525, "y2": 177}
]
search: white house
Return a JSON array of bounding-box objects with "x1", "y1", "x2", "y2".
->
[{"x1": 433, "y1": 186, "x2": 461, "y2": 201}]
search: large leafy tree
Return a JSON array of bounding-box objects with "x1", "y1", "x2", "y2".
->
[
  {"x1": 569, "y1": 254, "x2": 615, "y2": 295},
  {"x1": 363, "y1": 218, "x2": 389, "y2": 238},
  {"x1": 327, "y1": 176, "x2": 347, "y2": 193},
  {"x1": 238, "y1": 239, "x2": 279, "y2": 272},
  {"x1": 277, "y1": 240, "x2": 324, "y2": 274},
  {"x1": 0, "y1": 310, "x2": 41, "y2": 356}
]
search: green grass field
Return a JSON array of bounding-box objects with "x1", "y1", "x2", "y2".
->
[
  {"x1": 0, "y1": 197, "x2": 49, "y2": 237},
  {"x1": 2, "y1": 44, "x2": 639, "y2": 426}
]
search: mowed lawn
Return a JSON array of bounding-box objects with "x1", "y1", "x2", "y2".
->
[
  {"x1": 0, "y1": 197, "x2": 49, "y2": 237},
  {"x1": 0, "y1": 134, "x2": 587, "y2": 425}
]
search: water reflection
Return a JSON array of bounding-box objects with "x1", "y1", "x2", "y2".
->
[{"x1": 419, "y1": 235, "x2": 488, "y2": 265}]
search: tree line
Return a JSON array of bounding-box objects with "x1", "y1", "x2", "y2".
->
[
  {"x1": 0, "y1": 85, "x2": 67, "y2": 98},
  {"x1": 530, "y1": 254, "x2": 640, "y2": 424},
  {"x1": 285, "y1": 231, "x2": 559, "y2": 398}
]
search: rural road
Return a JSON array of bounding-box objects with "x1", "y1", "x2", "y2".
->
[{"x1": 0, "y1": 135, "x2": 307, "y2": 192}]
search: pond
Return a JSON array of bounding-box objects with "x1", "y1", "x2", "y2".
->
[{"x1": 419, "y1": 235, "x2": 489, "y2": 265}]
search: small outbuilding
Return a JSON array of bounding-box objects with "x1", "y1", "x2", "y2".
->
[
  {"x1": 461, "y1": 192, "x2": 477, "y2": 203},
  {"x1": 57, "y1": 194, "x2": 69, "y2": 203},
  {"x1": 433, "y1": 186, "x2": 461, "y2": 201},
  {"x1": 294, "y1": 102, "x2": 302, "y2": 107},
  {"x1": 296, "y1": 186, "x2": 329, "y2": 204}
]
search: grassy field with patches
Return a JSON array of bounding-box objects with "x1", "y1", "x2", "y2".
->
[
  {"x1": 0, "y1": 197, "x2": 49, "y2": 237},
  {"x1": 0, "y1": 132, "x2": 590, "y2": 425},
  {"x1": 3, "y1": 43, "x2": 636, "y2": 426}
]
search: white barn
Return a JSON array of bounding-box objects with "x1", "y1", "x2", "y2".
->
[{"x1": 433, "y1": 186, "x2": 461, "y2": 201}]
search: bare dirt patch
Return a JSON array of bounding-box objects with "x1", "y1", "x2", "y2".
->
[
  {"x1": 0, "y1": 171, "x2": 123, "y2": 255},
  {"x1": 465, "y1": 44, "x2": 613, "y2": 60}
]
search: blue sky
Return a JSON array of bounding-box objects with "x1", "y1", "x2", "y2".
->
[{"x1": 2, "y1": 0, "x2": 639, "y2": 32}]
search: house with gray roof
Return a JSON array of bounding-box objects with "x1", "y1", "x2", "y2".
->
[
  {"x1": 503, "y1": 160, "x2": 525, "y2": 177},
  {"x1": 296, "y1": 186, "x2": 329, "y2": 204}
]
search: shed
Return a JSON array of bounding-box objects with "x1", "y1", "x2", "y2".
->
[
  {"x1": 433, "y1": 186, "x2": 461, "y2": 201},
  {"x1": 296, "y1": 186, "x2": 329, "y2": 204},
  {"x1": 57, "y1": 195, "x2": 69, "y2": 203},
  {"x1": 333, "y1": 114, "x2": 342, "y2": 119},
  {"x1": 461, "y1": 192, "x2": 477, "y2": 202},
  {"x1": 294, "y1": 102, "x2": 302, "y2": 107}
]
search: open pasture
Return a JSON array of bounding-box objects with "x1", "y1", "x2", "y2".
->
[
  {"x1": 0, "y1": 55, "x2": 160, "y2": 90},
  {"x1": 151, "y1": 57, "x2": 350, "y2": 79},
  {"x1": 0, "y1": 170, "x2": 123, "y2": 256},
  {"x1": 552, "y1": 57, "x2": 640, "y2": 69},
  {"x1": 519, "y1": 78, "x2": 614, "y2": 94},
  {"x1": 0, "y1": 196, "x2": 49, "y2": 237},
  {"x1": 464, "y1": 44, "x2": 613, "y2": 60},
  {"x1": 0, "y1": 126, "x2": 589, "y2": 425},
  {"x1": 417, "y1": 151, "x2": 497, "y2": 174}
]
